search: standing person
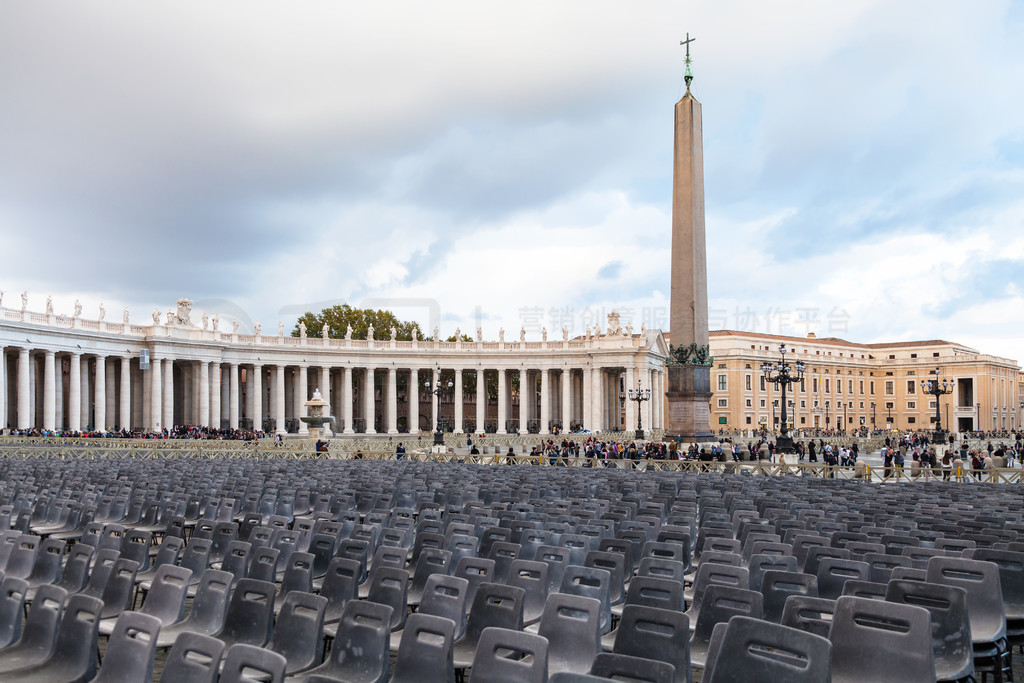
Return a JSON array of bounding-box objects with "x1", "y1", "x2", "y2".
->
[
  {"x1": 395, "y1": 442, "x2": 406, "y2": 460},
  {"x1": 808, "y1": 440, "x2": 817, "y2": 463}
]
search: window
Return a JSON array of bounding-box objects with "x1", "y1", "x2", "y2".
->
[
  {"x1": 717, "y1": 374, "x2": 727, "y2": 391},
  {"x1": 719, "y1": 416, "x2": 727, "y2": 424},
  {"x1": 759, "y1": 376, "x2": 766, "y2": 391},
  {"x1": 910, "y1": 353, "x2": 917, "y2": 358},
  {"x1": 907, "y1": 380, "x2": 916, "y2": 395},
  {"x1": 812, "y1": 378, "x2": 818, "y2": 392},
  {"x1": 800, "y1": 417, "x2": 806, "y2": 424},
  {"x1": 837, "y1": 379, "x2": 841, "y2": 394},
  {"x1": 759, "y1": 399, "x2": 766, "y2": 408},
  {"x1": 800, "y1": 400, "x2": 806, "y2": 408},
  {"x1": 870, "y1": 381, "x2": 875, "y2": 395},
  {"x1": 717, "y1": 398, "x2": 728, "y2": 408},
  {"x1": 859, "y1": 401, "x2": 864, "y2": 409},
  {"x1": 859, "y1": 380, "x2": 864, "y2": 394},
  {"x1": 745, "y1": 375, "x2": 752, "y2": 391},
  {"x1": 889, "y1": 354, "x2": 896, "y2": 359},
  {"x1": 825, "y1": 379, "x2": 830, "y2": 393},
  {"x1": 908, "y1": 417, "x2": 916, "y2": 424},
  {"x1": 849, "y1": 380, "x2": 854, "y2": 393},
  {"x1": 718, "y1": 363, "x2": 726, "y2": 369},
  {"x1": 885, "y1": 381, "x2": 894, "y2": 395},
  {"x1": 907, "y1": 401, "x2": 916, "y2": 409},
  {"x1": 933, "y1": 352, "x2": 940, "y2": 357},
  {"x1": 929, "y1": 401, "x2": 937, "y2": 409},
  {"x1": 885, "y1": 401, "x2": 894, "y2": 410},
  {"x1": 745, "y1": 416, "x2": 752, "y2": 424},
  {"x1": 745, "y1": 399, "x2": 752, "y2": 408}
]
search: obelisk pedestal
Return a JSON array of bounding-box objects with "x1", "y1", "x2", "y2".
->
[{"x1": 665, "y1": 364, "x2": 714, "y2": 442}]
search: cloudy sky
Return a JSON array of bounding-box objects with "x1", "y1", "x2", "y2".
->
[{"x1": 2, "y1": 1, "x2": 1023, "y2": 361}]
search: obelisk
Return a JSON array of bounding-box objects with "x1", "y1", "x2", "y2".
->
[{"x1": 666, "y1": 34, "x2": 714, "y2": 442}]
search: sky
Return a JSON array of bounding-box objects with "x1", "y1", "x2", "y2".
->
[{"x1": 2, "y1": 1, "x2": 1023, "y2": 363}]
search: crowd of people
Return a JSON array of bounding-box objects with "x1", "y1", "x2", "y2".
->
[{"x1": 4, "y1": 425, "x2": 266, "y2": 441}]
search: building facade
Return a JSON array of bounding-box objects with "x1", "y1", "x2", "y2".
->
[
  {"x1": 0, "y1": 299, "x2": 668, "y2": 436},
  {"x1": 709, "y1": 330, "x2": 1023, "y2": 433}
]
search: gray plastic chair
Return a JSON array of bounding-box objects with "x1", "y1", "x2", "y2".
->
[
  {"x1": 406, "y1": 548, "x2": 451, "y2": 607},
  {"x1": 266, "y1": 591, "x2": 327, "y2": 675},
  {"x1": 560, "y1": 565, "x2": 613, "y2": 634},
  {"x1": 3, "y1": 535, "x2": 40, "y2": 580},
  {"x1": 610, "y1": 604, "x2": 690, "y2": 683},
  {"x1": 760, "y1": 569, "x2": 818, "y2": 623},
  {"x1": 220, "y1": 643, "x2": 287, "y2": 683},
  {"x1": 275, "y1": 551, "x2": 314, "y2": 611},
  {"x1": 293, "y1": 599, "x2": 393, "y2": 683},
  {"x1": 885, "y1": 579, "x2": 974, "y2": 682},
  {"x1": 365, "y1": 565, "x2": 410, "y2": 632},
  {"x1": 392, "y1": 573, "x2": 468, "y2": 652},
  {"x1": 748, "y1": 553, "x2": 798, "y2": 592},
  {"x1": 96, "y1": 557, "x2": 140, "y2": 620},
  {"x1": 468, "y1": 627, "x2": 548, "y2": 683},
  {"x1": 507, "y1": 559, "x2": 548, "y2": 627},
  {"x1": 689, "y1": 584, "x2": 764, "y2": 670},
  {"x1": 703, "y1": 615, "x2": 831, "y2": 683},
  {"x1": 102, "y1": 563, "x2": 191, "y2": 635},
  {"x1": 538, "y1": 593, "x2": 602, "y2": 676},
  {"x1": 51, "y1": 544, "x2": 92, "y2": 597},
  {"x1": 3, "y1": 592, "x2": 104, "y2": 683},
  {"x1": 0, "y1": 584, "x2": 65, "y2": 675},
  {"x1": 452, "y1": 583, "x2": 526, "y2": 669},
  {"x1": 829, "y1": 595, "x2": 934, "y2": 683},
  {"x1": 815, "y1": 557, "x2": 870, "y2": 600},
  {"x1": 159, "y1": 631, "x2": 225, "y2": 683},
  {"x1": 155, "y1": 569, "x2": 232, "y2": 648},
  {"x1": 20, "y1": 538, "x2": 63, "y2": 592},
  {"x1": 392, "y1": 612, "x2": 456, "y2": 683},
  {"x1": 91, "y1": 611, "x2": 162, "y2": 683},
  {"x1": 0, "y1": 577, "x2": 28, "y2": 649},
  {"x1": 215, "y1": 577, "x2": 276, "y2": 648},
  {"x1": 320, "y1": 557, "x2": 360, "y2": 624},
  {"x1": 684, "y1": 562, "x2": 749, "y2": 625}
]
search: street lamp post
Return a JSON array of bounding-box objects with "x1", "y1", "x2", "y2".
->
[
  {"x1": 871, "y1": 401, "x2": 876, "y2": 428},
  {"x1": 886, "y1": 403, "x2": 892, "y2": 427},
  {"x1": 424, "y1": 363, "x2": 453, "y2": 445},
  {"x1": 627, "y1": 379, "x2": 651, "y2": 440},
  {"x1": 760, "y1": 344, "x2": 805, "y2": 453},
  {"x1": 921, "y1": 367, "x2": 954, "y2": 444}
]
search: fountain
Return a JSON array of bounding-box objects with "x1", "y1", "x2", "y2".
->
[{"x1": 300, "y1": 389, "x2": 334, "y2": 441}]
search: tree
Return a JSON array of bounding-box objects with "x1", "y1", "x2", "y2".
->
[{"x1": 293, "y1": 304, "x2": 423, "y2": 340}]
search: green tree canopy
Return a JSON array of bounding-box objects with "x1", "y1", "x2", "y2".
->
[{"x1": 293, "y1": 304, "x2": 423, "y2": 340}]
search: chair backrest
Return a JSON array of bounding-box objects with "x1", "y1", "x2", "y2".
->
[
  {"x1": 840, "y1": 579, "x2": 888, "y2": 600},
  {"x1": 612, "y1": 604, "x2": 689, "y2": 683},
  {"x1": 266, "y1": 591, "x2": 327, "y2": 675},
  {"x1": 219, "y1": 643, "x2": 287, "y2": 683},
  {"x1": 926, "y1": 556, "x2": 1006, "y2": 644},
  {"x1": 488, "y1": 541, "x2": 521, "y2": 583},
  {"x1": 761, "y1": 570, "x2": 819, "y2": 623},
  {"x1": 453, "y1": 556, "x2": 496, "y2": 612},
  {"x1": 890, "y1": 566, "x2": 927, "y2": 581},
  {"x1": 637, "y1": 557, "x2": 686, "y2": 584},
  {"x1": 862, "y1": 552, "x2": 912, "y2": 583},
  {"x1": 584, "y1": 550, "x2": 627, "y2": 605},
  {"x1": 815, "y1": 558, "x2": 871, "y2": 600},
  {"x1": 704, "y1": 616, "x2": 831, "y2": 683},
  {"x1": 780, "y1": 595, "x2": 837, "y2": 639},
  {"x1": 538, "y1": 593, "x2": 602, "y2": 676},
  {"x1": 590, "y1": 652, "x2": 675, "y2": 683},
  {"x1": 160, "y1": 631, "x2": 225, "y2": 683},
  {"x1": 247, "y1": 545, "x2": 281, "y2": 583},
  {"x1": 279, "y1": 551, "x2": 315, "y2": 597},
  {"x1": 323, "y1": 599, "x2": 393, "y2": 683},
  {"x1": 24, "y1": 537, "x2": 64, "y2": 585},
  {"x1": 537, "y1": 545, "x2": 572, "y2": 594},
  {"x1": 885, "y1": 579, "x2": 974, "y2": 682},
  {"x1": 560, "y1": 565, "x2": 612, "y2": 634},
  {"x1": 99, "y1": 557, "x2": 140, "y2": 619},
  {"x1": 802, "y1": 546, "x2": 850, "y2": 577},
  {"x1": 829, "y1": 596, "x2": 934, "y2": 682},
  {"x1": 507, "y1": 559, "x2": 548, "y2": 624},
  {"x1": 463, "y1": 582, "x2": 526, "y2": 646},
  {"x1": 23, "y1": 593, "x2": 104, "y2": 682},
  {"x1": 366, "y1": 565, "x2": 411, "y2": 631},
  {"x1": 321, "y1": 557, "x2": 361, "y2": 623},
  {"x1": 218, "y1": 578, "x2": 276, "y2": 647},
  {"x1": 419, "y1": 573, "x2": 469, "y2": 640},
  {"x1": 180, "y1": 537, "x2": 213, "y2": 578},
  {"x1": 184, "y1": 569, "x2": 233, "y2": 632},
  {"x1": 92, "y1": 611, "x2": 162, "y2": 683},
  {"x1": 688, "y1": 562, "x2": 750, "y2": 616},
  {"x1": 0, "y1": 576, "x2": 29, "y2": 649},
  {"x1": 3, "y1": 534, "x2": 40, "y2": 579},
  {"x1": 220, "y1": 540, "x2": 252, "y2": 585},
  {"x1": 691, "y1": 584, "x2": 764, "y2": 645},
  {"x1": 392, "y1": 612, "x2": 456, "y2": 683},
  {"x1": 469, "y1": 626, "x2": 548, "y2": 683},
  {"x1": 120, "y1": 529, "x2": 153, "y2": 570},
  {"x1": 141, "y1": 564, "x2": 192, "y2": 625},
  {"x1": 964, "y1": 547, "x2": 1024, "y2": 620},
  {"x1": 624, "y1": 575, "x2": 683, "y2": 612},
  {"x1": 748, "y1": 554, "x2": 798, "y2": 592}
]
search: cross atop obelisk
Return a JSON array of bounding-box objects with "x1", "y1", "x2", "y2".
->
[{"x1": 681, "y1": 33, "x2": 695, "y2": 90}]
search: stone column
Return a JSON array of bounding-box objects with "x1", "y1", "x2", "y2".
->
[
  {"x1": 591, "y1": 367, "x2": 603, "y2": 432},
  {"x1": 68, "y1": 353, "x2": 82, "y2": 432},
  {"x1": 453, "y1": 368, "x2": 463, "y2": 433},
  {"x1": 386, "y1": 367, "x2": 398, "y2": 434},
  {"x1": 251, "y1": 364, "x2": 262, "y2": 433},
  {"x1": 275, "y1": 365, "x2": 286, "y2": 434},
  {"x1": 79, "y1": 355, "x2": 90, "y2": 429},
  {"x1": 297, "y1": 365, "x2": 309, "y2": 434},
  {"x1": 518, "y1": 370, "x2": 528, "y2": 435},
  {"x1": 42, "y1": 350, "x2": 56, "y2": 431},
  {"x1": 150, "y1": 354, "x2": 162, "y2": 432},
  {"x1": 0, "y1": 347, "x2": 5, "y2": 430},
  {"x1": 409, "y1": 368, "x2": 419, "y2": 434},
  {"x1": 363, "y1": 368, "x2": 375, "y2": 435},
  {"x1": 582, "y1": 366, "x2": 592, "y2": 432},
  {"x1": 342, "y1": 366, "x2": 354, "y2": 434},
  {"x1": 228, "y1": 363, "x2": 239, "y2": 429},
  {"x1": 496, "y1": 369, "x2": 507, "y2": 434},
  {"x1": 431, "y1": 369, "x2": 439, "y2": 434},
  {"x1": 196, "y1": 361, "x2": 208, "y2": 428},
  {"x1": 94, "y1": 356, "x2": 107, "y2": 432},
  {"x1": 561, "y1": 369, "x2": 572, "y2": 431},
  {"x1": 475, "y1": 369, "x2": 485, "y2": 434},
  {"x1": 320, "y1": 366, "x2": 332, "y2": 436},
  {"x1": 104, "y1": 358, "x2": 115, "y2": 430},
  {"x1": 17, "y1": 348, "x2": 30, "y2": 429},
  {"x1": 539, "y1": 369, "x2": 550, "y2": 435},
  {"x1": 54, "y1": 358, "x2": 63, "y2": 429},
  {"x1": 120, "y1": 357, "x2": 132, "y2": 430},
  {"x1": 210, "y1": 363, "x2": 221, "y2": 430}
]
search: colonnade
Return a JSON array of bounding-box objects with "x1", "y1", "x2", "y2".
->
[{"x1": 0, "y1": 345, "x2": 666, "y2": 436}]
